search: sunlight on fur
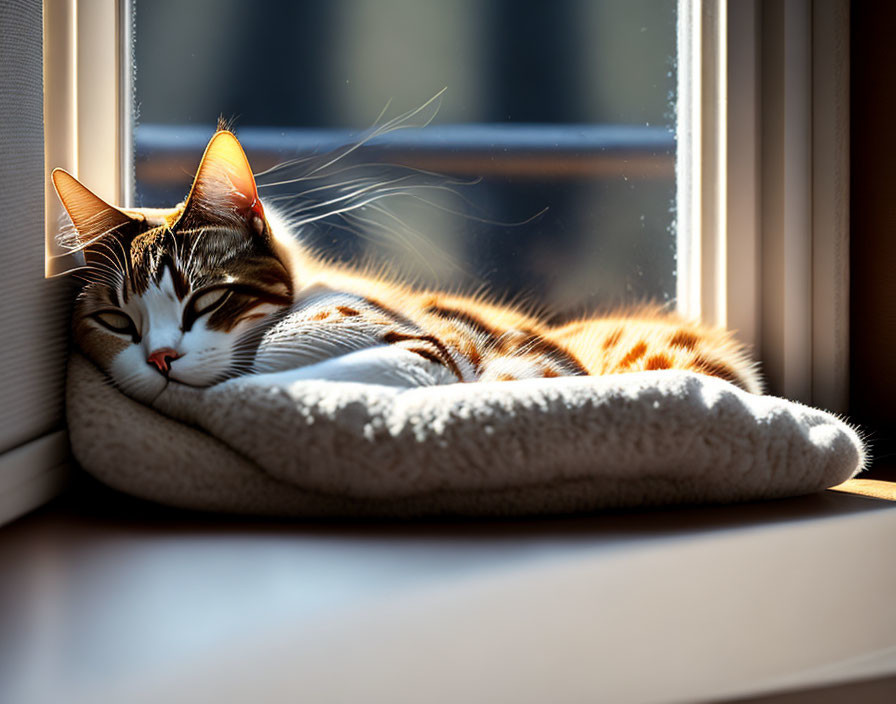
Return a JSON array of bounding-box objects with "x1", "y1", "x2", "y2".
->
[{"x1": 53, "y1": 118, "x2": 761, "y2": 405}]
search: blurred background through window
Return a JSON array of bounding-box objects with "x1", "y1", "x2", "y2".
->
[{"x1": 134, "y1": 0, "x2": 677, "y2": 319}]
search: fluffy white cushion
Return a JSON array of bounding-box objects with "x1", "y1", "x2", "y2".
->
[{"x1": 66, "y1": 353, "x2": 865, "y2": 517}]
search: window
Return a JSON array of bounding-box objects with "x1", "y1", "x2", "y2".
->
[
  {"x1": 132, "y1": 0, "x2": 678, "y2": 314},
  {"x1": 16, "y1": 0, "x2": 850, "y2": 527},
  {"x1": 127, "y1": 0, "x2": 853, "y2": 411}
]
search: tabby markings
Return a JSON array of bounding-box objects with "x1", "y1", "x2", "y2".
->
[
  {"x1": 57, "y1": 128, "x2": 764, "y2": 399},
  {"x1": 619, "y1": 341, "x2": 648, "y2": 368},
  {"x1": 645, "y1": 354, "x2": 672, "y2": 370},
  {"x1": 382, "y1": 330, "x2": 465, "y2": 382},
  {"x1": 423, "y1": 303, "x2": 500, "y2": 344},
  {"x1": 602, "y1": 327, "x2": 624, "y2": 349},
  {"x1": 669, "y1": 330, "x2": 699, "y2": 350},
  {"x1": 504, "y1": 332, "x2": 588, "y2": 377}
]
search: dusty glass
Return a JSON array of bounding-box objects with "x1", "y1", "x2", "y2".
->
[{"x1": 133, "y1": 0, "x2": 677, "y2": 315}]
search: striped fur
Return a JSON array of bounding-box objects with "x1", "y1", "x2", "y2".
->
[{"x1": 54, "y1": 130, "x2": 762, "y2": 404}]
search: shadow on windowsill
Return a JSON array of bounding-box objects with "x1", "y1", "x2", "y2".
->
[{"x1": 16, "y1": 464, "x2": 894, "y2": 545}]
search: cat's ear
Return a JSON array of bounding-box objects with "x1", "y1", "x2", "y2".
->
[
  {"x1": 180, "y1": 130, "x2": 264, "y2": 231},
  {"x1": 52, "y1": 169, "x2": 132, "y2": 245}
]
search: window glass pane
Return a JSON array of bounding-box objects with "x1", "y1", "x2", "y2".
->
[{"x1": 134, "y1": 0, "x2": 676, "y2": 313}]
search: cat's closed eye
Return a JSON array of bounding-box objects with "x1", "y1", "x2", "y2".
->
[
  {"x1": 190, "y1": 287, "x2": 231, "y2": 316},
  {"x1": 182, "y1": 286, "x2": 234, "y2": 331},
  {"x1": 92, "y1": 310, "x2": 138, "y2": 338}
]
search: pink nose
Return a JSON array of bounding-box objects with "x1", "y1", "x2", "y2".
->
[{"x1": 147, "y1": 347, "x2": 180, "y2": 375}]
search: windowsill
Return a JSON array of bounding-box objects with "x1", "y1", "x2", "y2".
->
[{"x1": 2, "y1": 475, "x2": 895, "y2": 704}]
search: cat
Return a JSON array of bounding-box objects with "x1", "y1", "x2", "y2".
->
[{"x1": 53, "y1": 129, "x2": 762, "y2": 405}]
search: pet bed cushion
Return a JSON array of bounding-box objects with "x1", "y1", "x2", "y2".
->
[{"x1": 66, "y1": 353, "x2": 864, "y2": 517}]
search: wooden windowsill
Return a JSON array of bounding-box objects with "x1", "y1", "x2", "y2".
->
[{"x1": 2, "y1": 474, "x2": 895, "y2": 704}]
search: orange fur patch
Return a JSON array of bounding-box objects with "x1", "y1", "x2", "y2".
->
[
  {"x1": 602, "y1": 327, "x2": 624, "y2": 349},
  {"x1": 645, "y1": 354, "x2": 672, "y2": 370},
  {"x1": 620, "y1": 341, "x2": 648, "y2": 367},
  {"x1": 669, "y1": 330, "x2": 699, "y2": 350}
]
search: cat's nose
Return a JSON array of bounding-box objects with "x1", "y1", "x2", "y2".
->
[{"x1": 147, "y1": 347, "x2": 180, "y2": 376}]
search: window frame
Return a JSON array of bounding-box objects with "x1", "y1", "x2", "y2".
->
[
  {"x1": 0, "y1": 0, "x2": 132, "y2": 528},
  {"x1": 678, "y1": 0, "x2": 850, "y2": 410},
  {"x1": 44, "y1": 0, "x2": 133, "y2": 271}
]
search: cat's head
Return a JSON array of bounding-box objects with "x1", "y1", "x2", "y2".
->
[{"x1": 55, "y1": 131, "x2": 296, "y2": 403}]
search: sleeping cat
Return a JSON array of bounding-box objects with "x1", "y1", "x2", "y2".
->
[{"x1": 53, "y1": 129, "x2": 761, "y2": 405}]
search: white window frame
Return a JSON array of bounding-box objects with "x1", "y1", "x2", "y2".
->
[
  {"x1": 678, "y1": 0, "x2": 850, "y2": 411},
  {"x1": 44, "y1": 0, "x2": 133, "y2": 271},
  {"x1": 0, "y1": 0, "x2": 132, "y2": 528},
  {"x1": 19, "y1": 0, "x2": 849, "y2": 527}
]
